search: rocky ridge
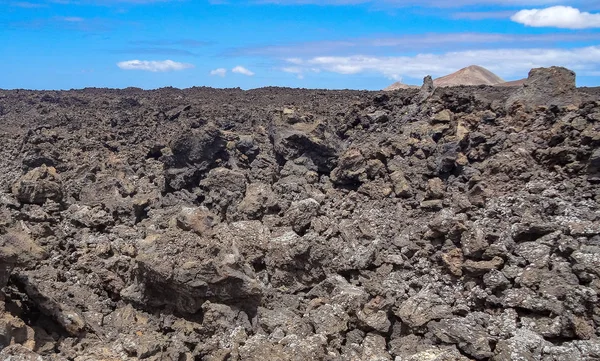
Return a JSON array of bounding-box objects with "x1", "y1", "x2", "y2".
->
[{"x1": 0, "y1": 67, "x2": 599, "y2": 360}]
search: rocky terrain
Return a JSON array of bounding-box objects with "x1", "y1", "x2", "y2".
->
[
  {"x1": 0, "y1": 66, "x2": 599, "y2": 361},
  {"x1": 385, "y1": 65, "x2": 522, "y2": 91}
]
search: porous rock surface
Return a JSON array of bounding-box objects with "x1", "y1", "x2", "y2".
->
[{"x1": 0, "y1": 67, "x2": 599, "y2": 360}]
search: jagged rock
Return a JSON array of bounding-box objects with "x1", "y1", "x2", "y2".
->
[
  {"x1": 395, "y1": 286, "x2": 452, "y2": 328},
  {"x1": 357, "y1": 297, "x2": 392, "y2": 333},
  {"x1": 283, "y1": 198, "x2": 320, "y2": 234},
  {"x1": 429, "y1": 315, "x2": 494, "y2": 360},
  {"x1": 441, "y1": 248, "x2": 463, "y2": 277},
  {"x1": 460, "y1": 227, "x2": 488, "y2": 258},
  {"x1": 0, "y1": 231, "x2": 48, "y2": 267},
  {"x1": 0, "y1": 345, "x2": 44, "y2": 361},
  {"x1": 123, "y1": 231, "x2": 262, "y2": 313},
  {"x1": 200, "y1": 167, "x2": 247, "y2": 217},
  {"x1": 417, "y1": 75, "x2": 435, "y2": 102},
  {"x1": 506, "y1": 66, "x2": 578, "y2": 109},
  {"x1": 308, "y1": 275, "x2": 369, "y2": 311},
  {"x1": 360, "y1": 333, "x2": 393, "y2": 361},
  {"x1": 398, "y1": 347, "x2": 471, "y2": 361},
  {"x1": 167, "y1": 125, "x2": 226, "y2": 168},
  {"x1": 258, "y1": 307, "x2": 312, "y2": 337},
  {"x1": 420, "y1": 200, "x2": 443, "y2": 210},
  {"x1": 271, "y1": 120, "x2": 340, "y2": 173},
  {"x1": 13, "y1": 270, "x2": 87, "y2": 336},
  {"x1": 367, "y1": 110, "x2": 389, "y2": 123},
  {"x1": 431, "y1": 110, "x2": 452, "y2": 124},
  {"x1": 390, "y1": 171, "x2": 412, "y2": 198},
  {"x1": 162, "y1": 125, "x2": 227, "y2": 190},
  {"x1": 309, "y1": 303, "x2": 349, "y2": 335},
  {"x1": 491, "y1": 329, "x2": 548, "y2": 361},
  {"x1": 426, "y1": 178, "x2": 445, "y2": 199},
  {"x1": 12, "y1": 165, "x2": 62, "y2": 205},
  {"x1": 331, "y1": 149, "x2": 367, "y2": 185},
  {"x1": 237, "y1": 183, "x2": 278, "y2": 219},
  {"x1": 483, "y1": 270, "x2": 510, "y2": 291},
  {"x1": 501, "y1": 287, "x2": 563, "y2": 314},
  {"x1": 511, "y1": 222, "x2": 557, "y2": 242},
  {"x1": 238, "y1": 333, "x2": 328, "y2": 361},
  {"x1": 175, "y1": 206, "x2": 218, "y2": 236},
  {"x1": 214, "y1": 220, "x2": 271, "y2": 266},
  {"x1": 67, "y1": 204, "x2": 114, "y2": 229}
]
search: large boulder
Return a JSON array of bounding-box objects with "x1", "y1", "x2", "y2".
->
[
  {"x1": 162, "y1": 125, "x2": 227, "y2": 190},
  {"x1": 12, "y1": 165, "x2": 62, "y2": 205},
  {"x1": 395, "y1": 286, "x2": 452, "y2": 328},
  {"x1": 270, "y1": 120, "x2": 340, "y2": 173},
  {"x1": 122, "y1": 230, "x2": 262, "y2": 314},
  {"x1": 506, "y1": 66, "x2": 578, "y2": 109}
]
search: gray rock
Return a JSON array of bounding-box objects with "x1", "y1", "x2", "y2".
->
[
  {"x1": 123, "y1": 231, "x2": 262, "y2": 313},
  {"x1": 506, "y1": 66, "x2": 578, "y2": 110},
  {"x1": 395, "y1": 286, "x2": 452, "y2": 328},
  {"x1": 461, "y1": 226, "x2": 488, "y2": 258},
  {"x1": 284, "y1": 198, "x2": 320, "y2": 234},
  {"x1": 492, "y1": 329, "x2": 548, "y2": 361},
  {"x1": 309, "y1": 303, "x2": 349, "y2": 335},
  {"x1": 0, "y1": 345, "x2": 44, "y2": 361},
  {"x1": 429, "y1": 316, "x2": 494, "y2": 359}
]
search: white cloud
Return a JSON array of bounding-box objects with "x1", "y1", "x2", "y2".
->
[
  {"x1": 210, "y1": 68, "x2": 227, "y2": 77},
  {"x1": 232, "y1": 65, "x2": 255, "y2": 76},
  {"x1": 284, "y1": 45, "x2": 600, "y2": 80},
  {"x1": 228, "y1": 32, "x2": 600, "y2": 58},
  {"x1": 116, "y1": 59, "x2": 194, "y2": 72},
  {"x1": 511, "y1": 6, "x2": 600, "y2": 29}
]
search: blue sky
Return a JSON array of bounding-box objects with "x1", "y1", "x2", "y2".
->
[{"x1": 1, "y1": 0, "x2": 599, "y2": 90}]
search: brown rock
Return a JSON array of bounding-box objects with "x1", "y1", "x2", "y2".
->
[
  {"x1": 175, "y1": 206, "x2": 218, "y2": 236},
  {"x1": 330, "y1": 149, "x2": 367, "y2": 185},
  {"x1": 432, "y1": 110, "x2": 453, "y2": 124},
  {"x1": 463, "y1": 257, "x2": 504, "y2": 275},
  {"x1": 12, "y1": 165, "x2": 62, "y2": 205},
  {"x1": 570, "y1": 315, "x2": 595, "y2": 340},
  {"x1": 442, "y1": 248, "x2": 464, "y2": 277},
  {"x1": 390, "y1": 171, "x2": 412, "y2": 198},
  {"x1": 426, "y1": 178, "x2": 445, "y2": 199}
]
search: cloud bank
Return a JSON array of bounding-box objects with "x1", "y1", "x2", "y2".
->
[
  {"x1": 116, "y1": 59, "x2": 194, "y2": 72},
  {"x1": 511, "y1": 6, "x2": 600, "y2": 29},
  {"x1": 284, "y1": 45, "x2": 600, "y2": 80}
]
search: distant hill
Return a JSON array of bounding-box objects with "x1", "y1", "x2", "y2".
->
[
  {"x1": 434, "y1": 65, "x2": 504, "y2": 87},
  {"x1": 384, "y1": 82, "x2": 419, "y2": 91},
  {"x1": 384, "y1": 65, "x2": 525, "y2": 90}
]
